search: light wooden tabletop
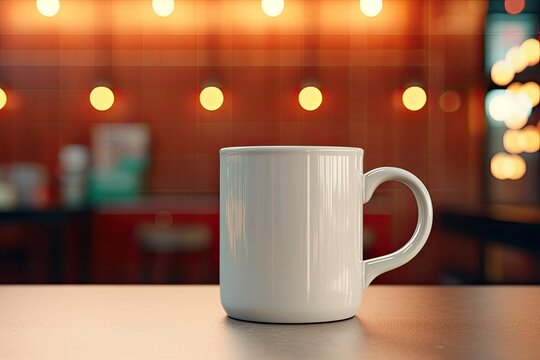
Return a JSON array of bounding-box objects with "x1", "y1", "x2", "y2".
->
[{"x1": 0, "y1": 286, "x2": 538, "y2": 359}]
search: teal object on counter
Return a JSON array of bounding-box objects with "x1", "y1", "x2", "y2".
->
[{"x1": 88, "y1": 157, "x2": 147, "y2": 205}]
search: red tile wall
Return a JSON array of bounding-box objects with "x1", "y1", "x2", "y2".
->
[{"x1": 0, "y1": 0, "x2": 488, "y2": 283}]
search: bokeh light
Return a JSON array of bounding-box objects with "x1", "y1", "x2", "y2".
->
[
  {"x1": 512, "y1": 92, "x2": 533, "y2": 117},
  {"x1": 0, "y1": 88, "x2": 7, "y2": 110},
  {"x1": 518, "y1": 82, "x2": 539, "y2": 107},
  {"x1": 506, "y1": 82, "x2": 521, "y2": 93},
  {"x1": 490, "y1": 152, "x2": 526, "y2": 180},
  {"x1": 520, "y1": 38, "x2": 539, "y2": 66},
  {"x1": 490, "y1": 153, "x2": 511, "y2": 180},
  {"x1": 90, "y1": 86, "x2": 115, "y2": 111},
  {"x1": 36, "y1": 0, "x2": 60, "y2": 17},
  {"x1": 488, "y1": 92, "x2": 512, "y2": 121},
  {"x1": 503, "y1": 130, "x2": 522, "y2": 154},
  {"x1": 508, "y1": 155, "x2": 526, "y2": 180},
  {"x1": 298, "y1": 86, "x2": 323, "y2": 111},
  {"x1": 504, "y1": 0, "x2": 525, "y2": 15},
  {"x1": 490, "y1": 60, "x2": 514, "y2": 86},
  {"x1": 521, "y1": 125, "x2": 540, "y2": 153},
  {"x1": 360, "y1": 0, "x2": 383, "y2": 17},
  {"x1": 504, "y1": 116, "x2": 528, "y2": 130},
  {"x1": 505, "y1": 46, "x2": 529, "y2": 73},
  {"x1": 261, "y1": 0, "x2": 284, "y2": 17},
  {"x1": 402, "y1": 86, "x2": 427, "y2": 111},
  {"x1": 152, "y1": 0, "x2": 175, "y2": 17},
  {"x1": 487, "y1": 91, "x2": 531, "y2": 123},
  {"x1": 439, "y1": 90, "x2": 461, "y2": 113},
  {"x1": 200, "y1": 86, "x2": 224, "y2": 111}
]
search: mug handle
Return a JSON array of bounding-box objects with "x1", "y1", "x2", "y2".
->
[{"x1": 362, "y1": 167, "x2": 433, "y2": 289}]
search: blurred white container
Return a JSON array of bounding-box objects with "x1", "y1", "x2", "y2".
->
[
  {"x1": 8, "y1": 163, "x2": 48, "y2": 208},
  {"x1": 59, "y1": 145, "x2": 89, "y2": 207},
  {"x1": 0, "y1": 181, "x2": 17, "y2": 210},
  {"x1": 59, "y1": 145, "x2": 89, "y2": 174}
]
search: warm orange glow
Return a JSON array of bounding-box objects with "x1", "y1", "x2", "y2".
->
[
  {"x1": 2, "y1": 1, "x2": 410, "y2": 37},
  {"x1": 504, "y1": 0, "x2": 525, "y2": 15},
  {"x1": 518, "y1": 82, "x2": 539, "y2": 107},
  {"x1": 90, "y1": 86, "x2": 115, "y2": 111},
  {"x1": 490, "y1": 153, "x2": 510, "y2": 180},
  {"x1": 506, "y1": 82, "x2": 522, "y2": 93},
  {"x1": 402, "y1": 86, "x2": 427, "y2": 111},
  {"x1": 505, "y1": 46, "x2": 529, "y2": 73},
  {"x1": 152, "y1": 0, "x2": 175, "y2": 17},
  {"x1": 488, "y1": 91, "x2": 532, "y2": 123},
  {"x1": 298, "y1": 86, "x2": 323, "y2": 111},
  {"x1": 503, "y1": 130, "x2": 522, "y2": 154},
  {"x1": 36, "y1": 0, "x2": 60, "y2": 17},
  {"x1": 513, "y1": 92, "x2": 533, "y2": 117},
  {"x1": 360, "y1": 0, "x2": 383, "y2": 17},
  {"x1": 439, "y1": 90, "x2": 461, "y2": 113},
  {"x1": 508, "y1": 155, "x2": 526, "y2": 180},
  {"x1": 200, "y1": 86, "x2": 224, "y2": 111},
  {"x1": 261, "y1": 0, "x2": 284, "y2": 17},
  {"x1": 490, "y1": 60, "x2": 514, "y2": 86},
  {"x1": 490, "y1": 152, "x2": 526, "y2": 180},
  {"x1": 521, "y1": 125, "x2": 540, "y2": 153},
  {"x1": 504, "y1": 116, "x2": 528, "y2": 130},
  {"x1": 0, "y1": 88, "x2": 7, "y2": 110},
  {"x1": 520, "y1": 38, "x2": 539, "y2": 66}
]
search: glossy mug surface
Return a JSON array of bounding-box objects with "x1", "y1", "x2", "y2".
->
[{"x1": 220, "y1": 146, "x2": 432, "y2": 323}]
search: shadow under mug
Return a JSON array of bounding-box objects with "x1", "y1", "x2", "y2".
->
[{"x1": 220, "y1": 146, "x2": 432, "y2": 323}]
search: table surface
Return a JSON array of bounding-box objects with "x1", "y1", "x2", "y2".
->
[{"x1": 1, "y1": 286, "x2": 539, "y2": 359}]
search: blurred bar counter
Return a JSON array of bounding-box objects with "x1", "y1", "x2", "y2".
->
[
  {"x1": 91, "y1": 194, "x2": 220, "y2": 284},
  {"x1": 0, "y1": 206, "x2": 93, "y2": 283},
  {"x1": 0, "y1": 194, "x2": 220, "y2": 284},
  {"x1": 440, "y1": 204, "x2": 540, "y2": 284}
]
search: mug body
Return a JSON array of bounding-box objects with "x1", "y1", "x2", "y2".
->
[{"x1": 220, "y1": 146, "x2": 364, "y2": 323}]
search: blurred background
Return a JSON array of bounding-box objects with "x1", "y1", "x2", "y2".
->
[{"x1": 0, "y1": 0, "x2": 538, "y2": 285}]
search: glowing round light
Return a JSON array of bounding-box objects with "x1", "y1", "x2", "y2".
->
[
  {"x1": 402, "y1": 86, "x2": 427, "y2": 111},
  {"x1": 488, "y1": 91, "x2": 532, "y2": 122},
  {"x1": 36, "y1": 0, "x2": 60, "y2": 17},
  {"x1": 518, "y1": 82, "x2": 539, "y2": 107},
  {"x1": 507, "y1": 82, "x2": 522, "y2": 93},
  {"x1": 521, "y1": 125, "x2": 540, "y2": 153},
  {"x1": 90, "y1": 86, "x2": 115, "y2": 111},
  {"x1": 360, "y1": 0, "x2": 383, "y2": 17},
  {"x1": 504, "y1": 116, "x2": 528, "y2": 130},
  {"x1": 298, "y1": 86, "x2": 323, "y2": 111},
  {"x1": 504, "y1": 0, "x2": 525, "y2": 15},
  {"x1": 488, "y1": 93, "x2": 513, "y2": 121},
  {"x1": 513, "y1": 92, "x2": 534, "y2": 117},
  {"x1": 199, "y1": 86, "x2": 224, "y2": 111},
  {"x1": 490, "y1": 153, "x2": 526, "y2": 180},
  {"x1": 505, "y1": 46, "x2": 529, "y2": 73},
  {"x1": 152, "y1": 0, "x2": 175, "y2": 17},
  {"x1": 508, "y1": 155, "x2": 526, "y2": 180},
  {"x1": 490, "y1": 60, "x2": 514, "y2": 86},
  {"x1": 520, "y1": 38, "x2": 539, "y2": 66},
  {"x1": 261, "y1": 0, "x2": 284, "y2": 17},
  {"x1": 490, "y1": 153, "x2": 510, "y2": 180},
  {"x1": 503, "y1": 130, "x2": 522, "y2": 154},
  {"x1": 439, "y1": 90, "x2": 461, "y2": 113},
  {"x1": 0, "y1": 88, "x2": 7, "y2": 110}
]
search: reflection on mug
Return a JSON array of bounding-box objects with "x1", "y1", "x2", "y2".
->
[
  {"x1": 223, "y1": 316, "x2": 366, "y2": 359},
  {"x1": 224, "y1": 155, "x2": 248, "y2": 262}
]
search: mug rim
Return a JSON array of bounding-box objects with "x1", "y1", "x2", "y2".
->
[{"x1": 220, "y1": 146, "x2": 364, "y2": 155}]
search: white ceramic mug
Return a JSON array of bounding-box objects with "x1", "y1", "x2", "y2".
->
[{"x1": 220, "y1": 146, "x2": 432, "y2": 323}]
